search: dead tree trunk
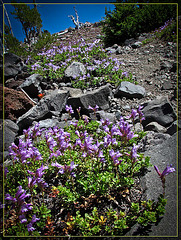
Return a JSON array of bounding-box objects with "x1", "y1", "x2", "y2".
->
[
  {"x1": 68, "y1": 6, "x2": 82, "y2": 30},
  {"x1": 1, "y1": 0, "x2": 14, "y2": 36}
]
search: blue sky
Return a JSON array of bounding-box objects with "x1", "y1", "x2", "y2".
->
[{"x1": 2, "y1": 1, "x2": 115, "y2": 42}]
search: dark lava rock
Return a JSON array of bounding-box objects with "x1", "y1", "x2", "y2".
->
[
  {"x1": 166, "y1": 120, "x2": 181, "y2": 135},
  {"x1": 17, "y1": 90, "x2": 69, "y2": 133},
  {"x1": 67, "y1": 84, "x2": 112, "y2": 114},
  {"x1": 0, "y1": 119, "x2": 19, "y2": 152},
  {"x1": 0, "y1": 86, "x2": 34, "y2": 121},
  {"x1": 142, "y1": 96, "x2": 177, "y2": 127},
  {"x1": 1, "y1": 53, "x2": 25, "y2": 79},
  {"x1": 114, "y1": 81, "x2": 146, "y2": 99},
  {"x1": 19, "y1": 74, "x2": 43, "y2": 98},
  {"x1": 64, "y1": 61, "x2": 86, "y2": 79}
]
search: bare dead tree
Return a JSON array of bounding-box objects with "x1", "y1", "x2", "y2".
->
[
  {"x1": 68, "y1": 6, "x2": 82, "y2": 30},
  {"x1": 1, "y1": 0, "x2": 14, "y2": 36}
]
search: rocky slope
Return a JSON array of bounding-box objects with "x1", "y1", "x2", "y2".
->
[
  {"x1": 1, "y1": 21, "x2": 180, "y2": 237},
  {"x1": 1, "y1": 22, "x2": 180, "y2": 149}
]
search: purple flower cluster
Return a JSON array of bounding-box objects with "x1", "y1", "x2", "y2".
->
[
  {"x1": 122, "y1": 71, "x2": 129, "y2": 78},
  {"x1": 52, "y1": 161, "x2": 78, "y2": 177},
  {"x1": 65, "y1": 105, "x2": 74, "y2": 115},
  {"x1": 109, "y1": 149, "x2": 122, "y2": 166},
  {"x1": 23, "y1": 123, "x2": 44, "y2": 142},
  {"x1": 74, "y1": 129, "x2": 105, "y2": 162},
  {"x1": 118, "y1": 117, "x2": 134, "y2": 143},
  {"x1": 27, "y1": 164, "x2": 48, "y2": 190},
  {"x1": 154, "y1": 18, "x2": 175, "y2": 34},
  {"x1": 9, "y1": 138, "x2": 42, "y2": 165},
  {"x1": 127, "y1": 105, "x2": 145, "y2": 124},
  {"x1": 27, "y1": 214, "x2": 40, "y2": 232},
  {"x1": 44, "y1": 127, "x2": 72, "y2": 159},
  {"x1": 31, "y1": 63, "x2": 41, "y2": 71},
  {"x1": 5, "y1": 186, "x2": 32, "y2": 224}
]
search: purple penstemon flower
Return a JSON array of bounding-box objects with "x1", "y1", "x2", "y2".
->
[
  {"x1": 154, "y1": 164, "x2": 175, "y2": 197},
  {"x1": 109, "y1": 149, "x2": 122, "y2": 166},
  {"x1": 125, "y1": 144, "x2": 138, "y2": 164},
  {"x1": 154, "y1": 164, "x2": 175, "y2": 180},
  {"x1": 100, "y1": 118, "x2": 111, "y2": 127},
  {"x1": 5, "y1": 186, "x2": 32, "y2": 218},
  {"x1": 27, "y1": 214, "x2": 40, "y2": 232},
  {"x1": 52, "y1": 161, "x2": 78, "y2": 177},
  {"x1": 65, "y1": 105, "x2": 74, "y2": 115},
  {"x1": 122, "y1": 71, "x2": 128, "y2": 78},
  {"x1": 88, "y1": 105, "x2": 99, "y2": 119},
  {"x1": 27, "y1": 176, "x2": 37, "y2": 191},
  {"x1": 27, "y1": 164, "x2": 48, "y2": 189},
  {"x1": 137, "y1": 105, "x2": 145, "y2": 122},
  {"x1": 127, "y1": 109, "x2": 138, "y2": 121},
  {"x1": 118, "y1": 117, "x2": 134, "y2": 142},
  {"x1": 19, "y1": 214, "x2": 27, "y2": 223}
]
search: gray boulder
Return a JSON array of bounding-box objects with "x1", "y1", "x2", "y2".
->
[
  {"x1": 17, "y1": 90, "x2": 69, "y2": 132},
  {"x1": 93, "y1": 110, "x2": 116, "y2": 123},
  {"x1": 64, "y1": 61, "x2": 86, "y2": 79},
  {"x1": 131, "y1": 41, "x2": 142, "y2": 49},
  {"x1": 67, "y1": 84, "x2": 112, "y2": 114},
  {"x1": 142, "y1": 131, "x2": 178, "y2": 235},
  {"x1": 19, "y1": 74, "x2": 43, "y2": 98},
  {"x1": 127, "y1": 131, "x2": 179, "y2": 236},
  {"x1": 142, "y1": 96, "x2": 177, "y2": 127},
  {"x1": 0, "y1": 119, "x2": 19, "y2": 152},
  {"x1": 139, "y1": 131, "x2": 171, "y2": 152},
  {"x1": 124, "y1": 38, "x2": 136, "y2": 46},
  {"x1": 166, "y1": 120, "x2": 181, "y2": 135},
  {"x1": 114, "y1": 81, "x2": 146, "y2": 99},
  {"x1": 60, "y1": 87, "x2": 82, "y2": 97},
  {"x1": 1, "y1": 53, "x2": 25, "y2": 79},
  {"x1": 160, "y1": 61, "x2": 173, "y2": 70},
  {"x1": 145, "y1": 122, "x2": 167, "y2": 133}
]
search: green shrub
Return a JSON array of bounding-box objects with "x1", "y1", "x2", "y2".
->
[
  {"x1": 4, "y1": 25, "x2": 28, "y2": 58},
  {"x1": 31, "y1": 30, "x2": 57, "y2": 54},
  {"x1": 102, "y1": 1, "x2": 177, "y2": 46}
]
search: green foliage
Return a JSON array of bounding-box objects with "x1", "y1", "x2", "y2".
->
[
  {"x1": 4, "y1": 25, "x2": 28, "y2": 58},
  {"x1": 102, "y1": 1, "x2": 176, "y2": 46},
  {"x1": 153, "y1": 19, "x2": 176, "y2": 42},
  {"x1": 31, "y1": 31, "x2": 58, "y2": 53},
  {"x1": 4, "y1": 112, "x2": 169, "y2": 236},
  {"x1": 28, "y1": 38, "x2": 134, "y2": 88},
  {"x1": 11, "y1": 1, "x2": 42, "y2": 44}
]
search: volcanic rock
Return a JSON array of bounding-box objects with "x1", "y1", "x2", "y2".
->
[
  {"x1": 142, "y1": 96, "x2": 177, "y2": 127},
  {"x1": 1, "y1": 53, "x2": 25, "y2": 79},
  {"x1": 145, "y1": 121, "x2": 167, "y2": 133},
  {"x1": 0, "y1": 119, "x2": 19, "y2": 152},
  {"x1": 19, "y1": 74, "x2": 43, "y2": 98},
  {"x1": 64, "y1": 61, "x2": 86, "y2": 79},
  {"x1": 67, "y1": 84, "x2": 112, "y2": 115},
  {"x1": 114, "y1": 81, "x2": 146, "y2": 99},
  {"x1": 1, "y1": 86, "x2": 34, "y2": 121},
  {"x1": 16, "y1": 90, "x2": 69, "y2": 132}
]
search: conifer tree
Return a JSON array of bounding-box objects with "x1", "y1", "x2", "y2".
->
[{"x1": 11, "y1": 1, "x2": 42, "y2": 44}]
